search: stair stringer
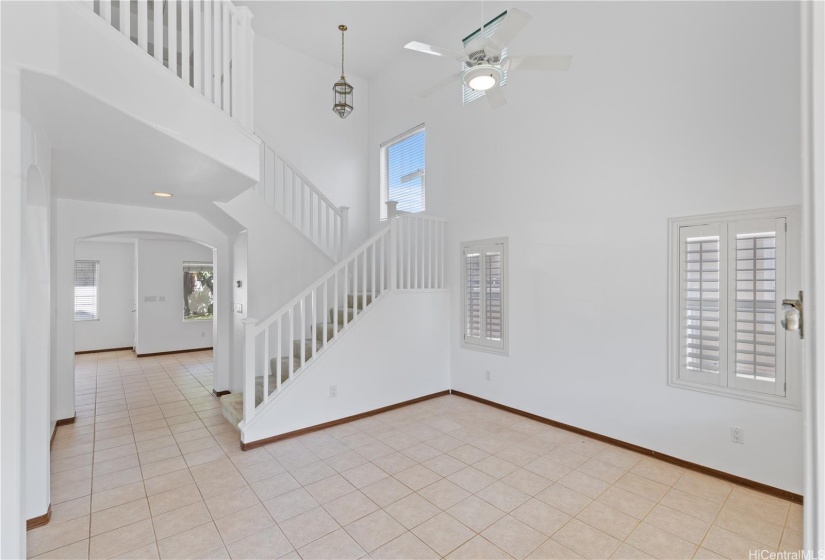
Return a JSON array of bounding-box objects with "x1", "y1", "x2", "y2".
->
[{"x1": 239, "y1": 290, "x2": 451, "y2": 444}]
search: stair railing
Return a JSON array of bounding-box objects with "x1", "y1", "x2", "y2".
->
[
  {"x1": 81, "y1": 0, "x2": 254, "y2": 130},
  {"x1": 256, "y1": 140, "x2": 349, "y2": 261},
  {"x1": 242, "y1": 202, "x2": 446, "y2": 425}
]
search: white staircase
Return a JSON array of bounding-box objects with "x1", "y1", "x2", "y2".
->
[
  {"x1": 255, "y1": 136, "x2": 349, "y2": 261},
  {"x1": 221, "y1": 202, "x2": 447, "y2": 441}
]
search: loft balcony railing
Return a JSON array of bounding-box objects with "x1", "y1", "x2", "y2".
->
[{"x1": 83, "y1": 0, "x2": 254, "y2": 130}]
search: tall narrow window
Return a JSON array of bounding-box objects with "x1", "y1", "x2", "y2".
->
[
  {"x1": 183, "y1": 262, "x2": 214, "y2": 321},
  {"x1": 380, "y1": 124, "x2": 425, "y2": 221},
  {"x1": 669, "y1": 208, "x2": 799, "y2": 407},
  {"x1": 74, "y1": 260, "x2": 100, "y2": 321},
  {"x1": 462, "y1": 238, "x2": 508, "y2": 354}
]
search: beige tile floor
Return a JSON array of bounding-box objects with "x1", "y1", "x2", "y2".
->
[{"x1": 30, "y1": 350, "x2": 803, "y2": 560}]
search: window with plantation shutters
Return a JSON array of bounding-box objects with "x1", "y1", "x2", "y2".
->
[
  {"x1": 462, "y1": 238, "x2": 508, "y2": 354},
  {"x1": 380, "y1": 125, "x2": 425, "y2": 221},
  {"x1": 669, "y1": 208, "x2": 800, "y2": 408},
  {"x1": 74, "y1": 260, "x2": 99, "y2": 321}
]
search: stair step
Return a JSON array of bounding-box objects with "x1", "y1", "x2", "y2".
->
[
  {"x1": 329, "y1": 308, "x2": 356, "y2": 325},
  {"x1": 269, "y1": 356, "x2": 300, "y2": 378},
  {"x1": 293, "y1": 338, "x2": 326, "y2": 360},
  {"x1": 220, "y1": 393, "x2": 243, "y2": 428},
  {"x1": 347, "y1": 293, "x2": 374, "y2": 310},
  {"x1": 315, "y1": 324, "x2": 337, "y2": 343}
]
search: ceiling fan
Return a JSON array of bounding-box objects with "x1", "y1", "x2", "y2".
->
[{"x1": 404, "y1": 8, "x2": 571, "y2": 109}]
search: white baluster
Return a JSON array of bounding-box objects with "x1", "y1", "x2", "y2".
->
[
  {"x1": 181, "y1": 0, "x2": 190, "y2": 85},
  {"x1": 340, "y1": 206, "x2": 350, "y2": 260},
  {"x1": 323, "y1": 279, "x2": 328, "y2": 345},
  {"x1": 317, "y1": 195, "x2": 323, "y2": 248},
  {"x1": 262, "y1": 323, "x2": 269, "y2": 404},
  {"x1": 264, "y1": 148, "x2": 275, "y2": 205},
  {"x1": 300, "y1": 297, "x2": 306, "y2": 367},
  {"x1": 137, "y1": 0, "x2": 148, "y2": 51},
  {"x1": 153, "y1": 0, "x2": 163, "y2": 64},
  {"x1": 406, "y1": 218, "x2": 412, "y2": 290},
  {"x1": 243, "y1": 318, "x2": 257, "y2": 421},
  {"x1": 168, "y1": 0, "x2": 177, "y2": 75},
  {"x1": 440, "y1": 222, "x2": 445, "y2": 288},
  {"x1": 193, "y1": 0, "x2": 202, "y2": 92},
  {"x1": 100, "y1": 0, "x2": 112, "y2": 26},
  {"x1": 387, "y1": 202, "x2": 398, "y2": 290},
  {"x1": 309, "y1": 190, "x2": 314, "y2": 244},
  {"x1": 311, "y1": 289, "x2": 316, "y2": 360},
  {"x1": 343, "y1": 262, "x2": 349, "y2": 327},
  {"x1": 203, "y1": 0, "x2": 212, "y2": 100},
  {"x1": 333, "y1": 271, "x2": 339, "y2": 335},
  {"x1": 380, "y1": 235, "x2": 385, "y2": 294},
  {"x1": 288, "y1": 306, "x2": 294, "y2": 379},
  {"x1": 371, "y1": 242, "x2": 376, "y2": 302},
  {"x1": 213, "y1": 0, "x2": 222, "y2": 107},
  {"x1": 119, "y1": 0, "x2": 129, "y2": 38},
  {"x1": 326, "y1": 208, "x2": 331, "y2": 257},
  {"x1": 352, "y1": 254, "x2": 358, "y2": 319},
  {"x1": 292, "y1": 173, "x2": 299, "y2": 228},
  {"x1": 222, "y1": 3, "x2": 230, "y2": 112},
  {"x1": 362, "y1": 248, "x2": 367, "y2": 310},
  {"x1": 275, "y1": 316, "x2": 282, "y2": 392}
]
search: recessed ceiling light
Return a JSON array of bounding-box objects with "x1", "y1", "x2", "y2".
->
[{"x1": 153, "y1": 192, "x2": 173, "y2": 198}]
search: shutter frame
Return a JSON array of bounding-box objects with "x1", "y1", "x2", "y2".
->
[{"x1": 461, "y1": 238, "x2": 508, "y2": 355}]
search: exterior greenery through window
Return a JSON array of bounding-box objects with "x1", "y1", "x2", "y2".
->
[{"x1": 183, "y1": 262, "x2": 213, "y2": 321}]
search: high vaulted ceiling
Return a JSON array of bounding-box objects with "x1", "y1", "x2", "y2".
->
[{"x1": 236, "y1": 1, "x2": 466, "y2": 78}]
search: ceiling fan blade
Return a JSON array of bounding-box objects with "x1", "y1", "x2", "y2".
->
[
  {"x1": 507, "y1": 55, "x2": 572, "y2": 72},
  {"x1": 405, "y1": 41, "x2": 465, "y2": 60},
  {"x1": 488, "y1": 8, "x2": 532, "y2": 51},
  {"x1": 415, "y1": 72, "x2": 463, "y2": 98},
  {"x1": 485, "y1": 84, "x2": 507, "y2": 109}
]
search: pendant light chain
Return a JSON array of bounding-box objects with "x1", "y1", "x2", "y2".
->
[{"x1": 341, "y1": 28, "x2": 345, "y2": 77}]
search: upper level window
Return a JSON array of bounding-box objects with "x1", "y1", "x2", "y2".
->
[
  {"x1": 462, "y1": 238, "x2": 508, "y2": 354},
  {"x1": 183, "y1": 262, "x2": 214, "y2": 321},
  {"x1": 74, "y1": 260, "x2": 100, "y2": 321},
  {"x1": 380, "y1": 124, "x2": 425, "y2": 221},
  {"x1": 462, "y1": 11, "x2": 508, "y2": 105},
  {"x1": 668, "y1": 207, "x2": 801, "y2": 407}
]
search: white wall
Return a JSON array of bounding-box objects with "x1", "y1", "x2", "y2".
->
[
  {"x1": 254, "y1": 36, "x2": 370, "y2": 247},
  {"x1": 135, "y1": 239, "x2": 214, "y2": 355},
  {"x1": 1, "y1": 62, "x2": 54, "y2": 556},
  {"x1": 241, "y1": 291, "x2": 451, "y2": 443},
  {"x1": 369, "y1": 2, "x2": 803, "y2": 492},
  {"x1": 74, "y1": 241, "x2": 135, "y2": 352}
]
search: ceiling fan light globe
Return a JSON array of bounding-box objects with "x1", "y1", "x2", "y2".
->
[{"x1": 463, "y1": 64, "x2": 502, "y2": 91}]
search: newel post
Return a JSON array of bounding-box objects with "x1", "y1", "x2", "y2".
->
[
  {"x1": 387, "y1": 201, "x2": 399, "y2": 290},
  {"x1": 340, "y1": 206, "x2": 350, "y2": 260},
  {"x1": 242, "y1": 317, "x2": 257, "y2": 423}
]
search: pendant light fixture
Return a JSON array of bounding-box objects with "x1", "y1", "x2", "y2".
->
[{"x1": 332, "y1": 25, "x2": 353, "y2": 119}]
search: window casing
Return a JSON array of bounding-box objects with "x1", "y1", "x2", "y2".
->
[
  {"x1": 668, "y1": 207, "x2": 801, "y2": 408},
  {"x1": 74, "y1": 260, "x2": 100, "y2": 321},
  {"x1": 462, "y1": 238, "x2": 508, "y2": 354},
  {"x1": 380, "y1": 124, "x2": 425, "y2": 221},
  {"x1": 183, "y1": 262, "x2": 214, "y2": 321}
]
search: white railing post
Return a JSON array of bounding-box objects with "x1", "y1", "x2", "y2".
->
[
  {"x1": 242, "y1": 318, "x2": 257, "y2": 422},
  {"x1": 387, "y1": 201, "x2": 399, "y2": 290},
  {"x1": 234, "y1": 6, "x2": 255, "y2": 130},
  {"x1": 340, "y1": 206, "x2": 350, "y2": 260}
]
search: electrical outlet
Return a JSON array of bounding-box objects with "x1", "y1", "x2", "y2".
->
[
  {"x1": 235, "y1": 303, "x2": 243, "y2": 314},
  {"x1": 730, "y1": 426, "x2": 744, "y2": 444},
  {"x1": 329, "y1": 385, "x2": 337, "y2": 398},
  {"x1": 485, "y1": 370, "x2": 492, "y2": 381}
]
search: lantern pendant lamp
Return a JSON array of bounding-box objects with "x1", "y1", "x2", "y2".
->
[{"x1": 333, "y1": 25, "x2": 353, "y2": 119}]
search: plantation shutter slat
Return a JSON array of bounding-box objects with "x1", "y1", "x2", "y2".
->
[
  {"x1": 728, "y1": 219, "x2": 786, "y2": 395},
  {"x1": 679, "y1": 224, "x2": 726, "y2": 386},
  {"x1": 380, "y1": 125, "x2": 425, "y2": 221},
  {"x1": 463, "y1": 241, "x2": 506, "y2": 352},
  {"x1": 74, "y1": 261, "x2": 99, "y2": 321}
]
